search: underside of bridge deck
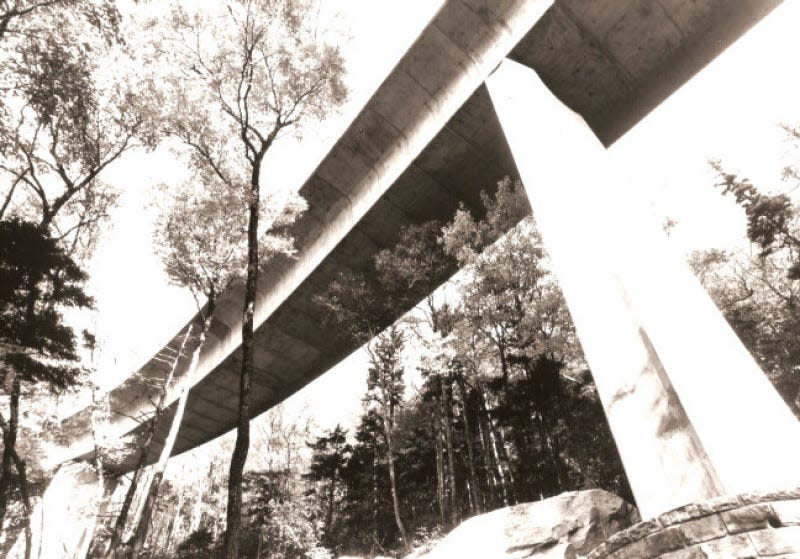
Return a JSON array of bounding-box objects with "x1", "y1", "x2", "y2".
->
[{"x1": 53, "y1": 0, "x2": 782, "y2": 474}]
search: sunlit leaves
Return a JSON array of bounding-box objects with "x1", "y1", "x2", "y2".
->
[
  {"x1": 440, "y1": 177, "x2": 531, "y2": 266},
  {"x1": 441, "y1": 178, "x2": 578, "y2": 368},
  {"x1": 152, "y1": 178, "x2": 305, "y2": 302},
  {"x1": 0, "y1": 1, "x2": 156, "y2": 261},
  {"x1": 145, "y1": 0, "x2": 347, "y2": 195},
  {"x1": 712, "y1": 153, "x2": 800, "y2": 280},
  {"x1": 367, "y1": 327, "x2": 405, "y2": 418},
  {"x1": 691, "y1": 245, "x2": 800, "y2": 416},
  {"x1": 704, "y1": 133, "x2": 800, "y2": 413}
]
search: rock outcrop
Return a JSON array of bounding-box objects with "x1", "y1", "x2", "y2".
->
[{"x1": 414, "y1": 489, "x2": 638, "y2": 559}]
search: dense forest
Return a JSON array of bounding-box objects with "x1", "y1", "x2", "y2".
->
[
  {"x1": 305, "y1": 178, "x2": 632, "y2": 556},
  {"x1": 90, "y1": 171, "x2": 800, "y2": 558},
  {"x1": 82, "y1": 179, "x2": 635, "y2": 558},
  {"x1": 0, "y1": 0, "x2": 798, "y2": 558}
]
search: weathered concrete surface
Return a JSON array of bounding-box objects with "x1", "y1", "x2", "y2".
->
[
  {"x1": 510, "y1": 0, "x2": 782, "y2": 146},
  {"x1": 414, "y1": 490, "x2": 638, "y2": 559},
  {"x1": 53, "y1": 0, "x2": 552, "y2": 472},
  {"x1": 487, "y1": 59, "x2": 723, "y2": 519},
  {"x1": 8, "y1": 462, "x2": 110, "y2": 559},
  {"x1": 52, "y1": 0, "x2": 783, "y2": 474},
  {"x1": 488, "y1": 58, "x2": 800, "y2": 519}
]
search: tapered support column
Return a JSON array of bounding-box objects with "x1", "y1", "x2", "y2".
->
[
  {"x1": 9, "y1": 461, "x2": 112, "y2": 559},
  {"x1": 486, "y1": 59, "x2": 800, "y2": 519}
]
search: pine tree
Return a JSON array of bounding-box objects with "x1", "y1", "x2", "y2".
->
[
  {"x1": 0, "y1": 219, "x2": 92, "y2": 550},
  {"x1": 312, "y1": 176, "x2": 632, "y2": 555},
  {"x1": 366, "y1": 326, "x2": 409, "y2": 550},
  {"x1": 305, "y1": 425, "x2": 351, "y2": 549}
]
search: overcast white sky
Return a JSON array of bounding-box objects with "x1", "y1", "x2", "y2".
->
[{"x1": 84, "y1": 1, "x2": 800, "y2": 433}]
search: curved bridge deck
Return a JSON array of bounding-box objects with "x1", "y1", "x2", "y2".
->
[{"x1": 54, "y1": 0, "x2": 781, "y2": 474}]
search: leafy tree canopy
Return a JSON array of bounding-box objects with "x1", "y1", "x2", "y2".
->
[{"x1": 0, "y1": 218, "x2": 91, "y2": 389}]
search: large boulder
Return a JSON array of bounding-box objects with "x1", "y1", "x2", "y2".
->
[{"x1": 415, "y1": 489, "x2": 638, "y2": 559}]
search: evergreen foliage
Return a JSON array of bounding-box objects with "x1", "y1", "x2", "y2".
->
[
  {"x1": 310, "y1": 178, "x2": 632, "y2": 556},
  {"x1": 0, "y1": 219, "x2": 91, "y2": 387},
  {"x1": 0, "y1": 218, "x2": 92, "y2": 553}
]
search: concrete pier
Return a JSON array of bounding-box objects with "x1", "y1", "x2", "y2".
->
[
  {"x1": 47, "y1": 0, "x2": 786, "y2": 481},
  {"x1": 9, "y1": 462, "x2": 111, "y2": 559},
  {"x1": 487, "y1": 58, "x2": 800, "y2": 519}
]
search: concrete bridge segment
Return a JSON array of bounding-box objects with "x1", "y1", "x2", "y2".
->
[{"x1": 51, "y1": 0, "x2": 784, "y2": 500}]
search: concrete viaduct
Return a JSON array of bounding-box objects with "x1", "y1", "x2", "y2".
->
[{"x1": 47, "y1": 0, "x2": 800, "y2": 544}]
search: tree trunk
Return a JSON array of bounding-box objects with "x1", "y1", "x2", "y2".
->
[
  {"x1": 190, "y1": 478, "x2": 205, "y2": 533},
  {"x1": 441, "y1": 377, "x2": 458, "y2": 527},
  {"x1": 0, "y1": 269, "x2": 42, "y2": 530},
  {"x1": 325, "y1": 475, "x2": 336, "y2": 541},
  {"x1": 0, "y1": 15, "x2": 11, "y2": 42},
  {"x1": 535, "y1": 403, "x2": 565, "y2": 494},
  {"x1": 12, "y1": 448, "x2": 31, "y2": 559},
  {"x1": 105, "y1": 324, "x2": 195, "y2": 559},
  {"x1": 371, "y1": 447, "x2": 378, "y2": 549},
  {"x1": 0, "y1": 272, "x2": 34, "y2": 528},
  {"x1": 126, "y1": 468, "x2": 163, "y2": 558},
  {"x1": 223, "y1": 169, "x2": 261, "y2": 559},
  {"x1": 0, "y1": 373, "x2": 19, "y2": 529},
  {"x1": 167, "y1": 485, "x2": 185, "y2": 554},
  {"x1": 160, "y1": 507, "x2": 175, "y2": 554},
  {"x1": 497, "y1": 425, "x2": 518, "y2": 502},
  {"x1": 383, "y1": 424, "x2": 409, "y2": 549},
  {"x1": 128, "y1": 300, "x2": 215, "y2": 558},
  {"x1": 433, "y1": 400, "x2": 446, "y2": 526},
  {"x1": 92, "y1": 432, "x2": 108, "y2": 558},
  {"x1": 546, "y1": 360, "x2": 568, "y2": 489},
  {"x1": 124, "y1": 469, "x2": 154, "y2": 550},
  {"x1": 512, "y1": 414, "x2": 538, "y2": 501},
  {"x1": 456, "y1": 377, "x2": 482, "y2": 514},
  {"x1": 496, "y1": 341, "x2": 510, "y2": 392},
  {"x1": 526, "y1": 359, "x2": 564, "y2": 495},
  {"x1": 533, "y1": 409, "x2": 562, "y2": 494},
  {"x1": 0, "y1": 411, "x2": 29, "y2": 557},
  {"x1": 0, "y1": 172, "x2": 23, "y2": 219},
  {"x1": 104, "y1": 469, "x2": 142, "y2": 558},
  {"x1": 476, "y1": 413, "x2": 499, "y2": 507},
  {"x1": 479, "y1": 385, "x2": 511, "y2": 506},
  {"x1": 546, "y1": 412, "x2": 566, "y2": 490}
]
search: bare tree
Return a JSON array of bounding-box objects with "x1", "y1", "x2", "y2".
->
[
  {"x1": 366, "y1": 326, "x2": 409, "y2": 550},
  {"x1": 98, "y1": 326, "x2": 194, "y2": 558},
  {"x1": 121, "y1": 166, "x2": 304, "y2": 558},
  {"x1": 151, "y1": 1, "x2": 347, "y2": 555}
]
